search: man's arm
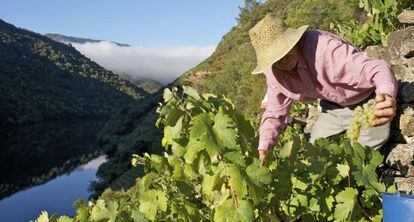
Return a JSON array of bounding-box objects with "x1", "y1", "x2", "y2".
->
[
  {"x1": 258, "y1": 85, "x2": 292, "y2": 152},
  {"x1": 320, "y1": 33, "x2": 398, "y2": 126}
]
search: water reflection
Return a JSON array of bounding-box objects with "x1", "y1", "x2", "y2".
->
[
  {"x1": 76, "y1": 155, "x2": 107, "y2": 171},
  {"x1": 0, "y1": 155, "x2": 107, "y2": 222},
  {"x1": 0, "y1": 120, "x2": 106, "y2": 200}
]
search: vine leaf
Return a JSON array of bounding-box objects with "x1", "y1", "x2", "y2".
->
[
  {"x1": 214, "y1": 199, "x2": 254, "y2": 222},
  {"x1": 90, "y1": 199, "x2": 119, "y2": 222},
  {"x1": 336, "y1": 164, "x2": 350, "y2": 178},
  {"x1": 139, "y1": 189, "x2": 168, "y2": 221},
  {"x1": 162, "y1": 116, "x2": 183, "y2": 147},
  {"x1": 228, "y1": 164, "x2": 248, "y2": 199},
  {"x1": 246, "y1": 159, "x2": 272, "y2": 185},
  {"x1": 334, "y1": 188, "x2": 358, "y2": 221},
  {"x1": 213, "y1": 107, "x2": 238, "y2": 149}
]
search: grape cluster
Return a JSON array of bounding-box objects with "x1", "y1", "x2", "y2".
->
[{"x1": 347, "y1": 99, "x2": 377, "y2": 142}]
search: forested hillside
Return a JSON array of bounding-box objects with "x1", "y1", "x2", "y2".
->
[
  {"x1": 0, "y1": 19, "x2": 148, "y2": 126},
  {"x1": 175, "y1": 0, "x2": 361, "y2": 120},
  {"x1": 117, "y1": 73, "x2": 163, "y2": 94},
  {"x1": 45, "y1": 34, "x2": 163, "y2": 94}
]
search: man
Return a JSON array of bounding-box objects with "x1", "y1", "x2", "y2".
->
[{"x1": 248, "y1": 14, "x2": 398, "y2": 166}]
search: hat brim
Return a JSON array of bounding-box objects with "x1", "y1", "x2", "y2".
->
[{"x1": 251, "y1": 24, "x2": 309, "y2": 75}]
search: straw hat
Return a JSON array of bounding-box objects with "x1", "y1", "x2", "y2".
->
[{"x1": 249, "y1": 14, "x2": 309, "y2": 75}]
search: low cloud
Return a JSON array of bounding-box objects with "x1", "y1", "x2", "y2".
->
[{"x1": 69, "y1": 41, "x2": 216, "y2": 84}]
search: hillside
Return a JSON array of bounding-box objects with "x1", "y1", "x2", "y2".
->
[
  {"x1": 174, "y1": 0, "x2": 361, "y2": 120},
  {"x1": 117, "y1": 72, "x2": 163, "y2": 94},
  {"x1": 0, "y1": 19, "x2": 148, "y2": 126},
  {"x1": 45, "y1": 34, "x2": 163, "y2": 93}
]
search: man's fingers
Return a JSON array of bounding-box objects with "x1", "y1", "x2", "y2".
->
[
  {"x1": 259, "y1": 155, "x2": 265, "y2": 167},
  {"x1": 260, "y1": 158, "x2": 265, "y2": 167},
  {"x1": 375, "y1": 100, "x2": 394, "y2": 110},
  {"x1": 258, "y1": 150, "x2": 267, "y2": 167},
  {"x1": 371, "y1": 93, "x2": 396, "y2": 126},
  {"x1": 374, "y1": 108, "x2": 395, "y2": 117},
  {"x1": 372, "y1": 117, "x2": 391, "y2": 127},
  {"x1": 375, "y1": 94, "x2": 386, "y2": 103}
]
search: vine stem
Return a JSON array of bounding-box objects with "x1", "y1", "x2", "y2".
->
[
  {"x1": 173, "y1": 92, "x2": 193, "y2": 119},
  {"x1": 356, "y1": 197, "x2": 373, "y2": 221},
  {"x1": 218, "y1": 154, "x2": 239, "y2": 207}
]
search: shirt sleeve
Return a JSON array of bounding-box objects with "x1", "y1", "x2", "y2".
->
[
  {"x1": 320, "y1": 33, "x2": 398, "y2": 98},
  {"x1": 258, "y1": 83, "x2": 292, "y2": 152}
]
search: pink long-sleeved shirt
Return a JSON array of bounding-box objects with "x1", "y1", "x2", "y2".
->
[{"x1": 258, "y1": 30, "x2": 397, "y2": 152}]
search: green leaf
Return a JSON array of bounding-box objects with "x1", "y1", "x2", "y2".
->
[
  {"x1": 336, "y1": 164, "x2": 350, "y2": 178},
  {"x1": 90, "y1": 199, "x2": 119, "y2": 222},
  {"x1": 162, "y1": 116, "x2": 183, "y2": 147},
  {"x1": 223, "y1": 151, "x2": 246, "y2": 167},
  {"x1": 139, "y1": 189, "x2": 168, "y2": 221},
  {"x1": 56, "y1": 216, "x2": 72, "y2": 222},
  {"x1": 202, "y1": 174, "x2": 220, "y2": 199},
  {"x1": 35, "y1": 211, "x2": 49, "y2": 222},
  {"x1": 334, "y1": 188, "x2": 358, "y2": 221},
  {"x1": 75, "y1": 208, "x2": 89, "y2": 222},
  {"x1": 186, "y1": 113, "x2": 222, "y2": 161},
  {"x1": 72, "y1": 198, "x2": 85, "y2": 209},
  {"x1": 184, "y1": 163, "x2": 198, "y2": 179},
  {"x1": 138, "y1": 172, "x2": 156, "y2": 192},
  {"x1": 291, "y1": 176, "x2": 308, "y2": 191},
  {"x1": 353, "y1": 143, "x2": 366, "y2": 164},
  {"x1": 214, "y1": 199, "x2": 254, "y2": 222},
  {"x1": 369, "y1": 150, "x2": 383, "y2": 167},
  {"x1": 131, "y1": 210, "x2": 149, "y2": 222},
  {"x1": 167, "y1": 155, "x2": 184, "y2": 179},
  {"x1": 184, "y1": 139, "x2": 204, "y2": 164},
  {"x1": 246, "y1": 159, "x2": 272, "y2": 185},
  {"x1": 163, "y1": 88, "x2": 173, "y2": 102},
  {"x1": 234, "y1": 113, "x2": 255, "y2": 152},
  {"x1": 280, "y1": 140, "x2": 293, "y2": 158},
  {"x1": 170, "y1": 141, "x2": 186, "y2": 157},
  {"x1": 228, "y1": 164, "x2": 248, "y2": 198},
  {"x1": 183, "y1": 85, "x2": 201, "y2": 100},
  {"x1": 213, "y1": 107, "x2": 238, "y2": 149}
]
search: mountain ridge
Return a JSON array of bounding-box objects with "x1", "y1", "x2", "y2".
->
[{"x1": 0, "y1": 18, "x2": 148, "y2": 126}]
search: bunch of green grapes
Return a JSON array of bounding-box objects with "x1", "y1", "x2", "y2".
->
[{"x1": 347, "y1": 99, "x2": 376, "y2": 142}]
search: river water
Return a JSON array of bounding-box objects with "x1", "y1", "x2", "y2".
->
[
  {"x1": 0, "y1": 120, "x2": 107, "y2": 222},
  {"x1": 0, "y1": 155, "x2": 107, "y2": 222}
]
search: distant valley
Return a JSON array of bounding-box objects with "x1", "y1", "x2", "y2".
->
[{"x1": 45, "y1": 33, "x2": 216, "y2": 86}]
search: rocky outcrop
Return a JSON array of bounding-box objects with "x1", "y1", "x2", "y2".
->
[
  {"x1": 385, "y1": 143, "x2": 414, "y2": 193},
  {"x1": 364, "y1": 24, "x2": 414, "y2": 193},
  {"x1": 398, "y1": 10, "x2": 414, "y2": 24},
  {"x1": 400, "y1": 107, "x2": 414, "y2": 144},
  {"x1": 361, "y1": 14, "x2": 414, "y2": 193}
]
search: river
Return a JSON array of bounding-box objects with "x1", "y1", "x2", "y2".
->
[{"x1": 0, "y1": 120, "x2": 108, "y2": 222}]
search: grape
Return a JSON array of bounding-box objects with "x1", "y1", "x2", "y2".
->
[{"x1": 346, "y1": 99, "x2": 377, "y2": 143}]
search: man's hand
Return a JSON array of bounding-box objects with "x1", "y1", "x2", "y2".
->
[
  {"x1": 259, "y1": 150, "x2": 267, "y2": 167},
  {"x1": 372, "y1": 93, "x2": 396, "y2": 127}
]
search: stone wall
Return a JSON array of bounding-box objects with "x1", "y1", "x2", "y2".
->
[{"x1": 360, "y1": 21, "x2": 414, "y2": 193}]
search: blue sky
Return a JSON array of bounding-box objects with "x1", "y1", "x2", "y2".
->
[{"x1": 0, "y1": 0, "x2": 246, "y2": 46}]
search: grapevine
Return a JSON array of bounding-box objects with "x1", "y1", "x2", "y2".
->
[
  {"x1": 33, "y1": 86, "x2": 395, "y2": 222},
  {"x1": 347, "y1": 99, "x2": 377, "y2": 143}
]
